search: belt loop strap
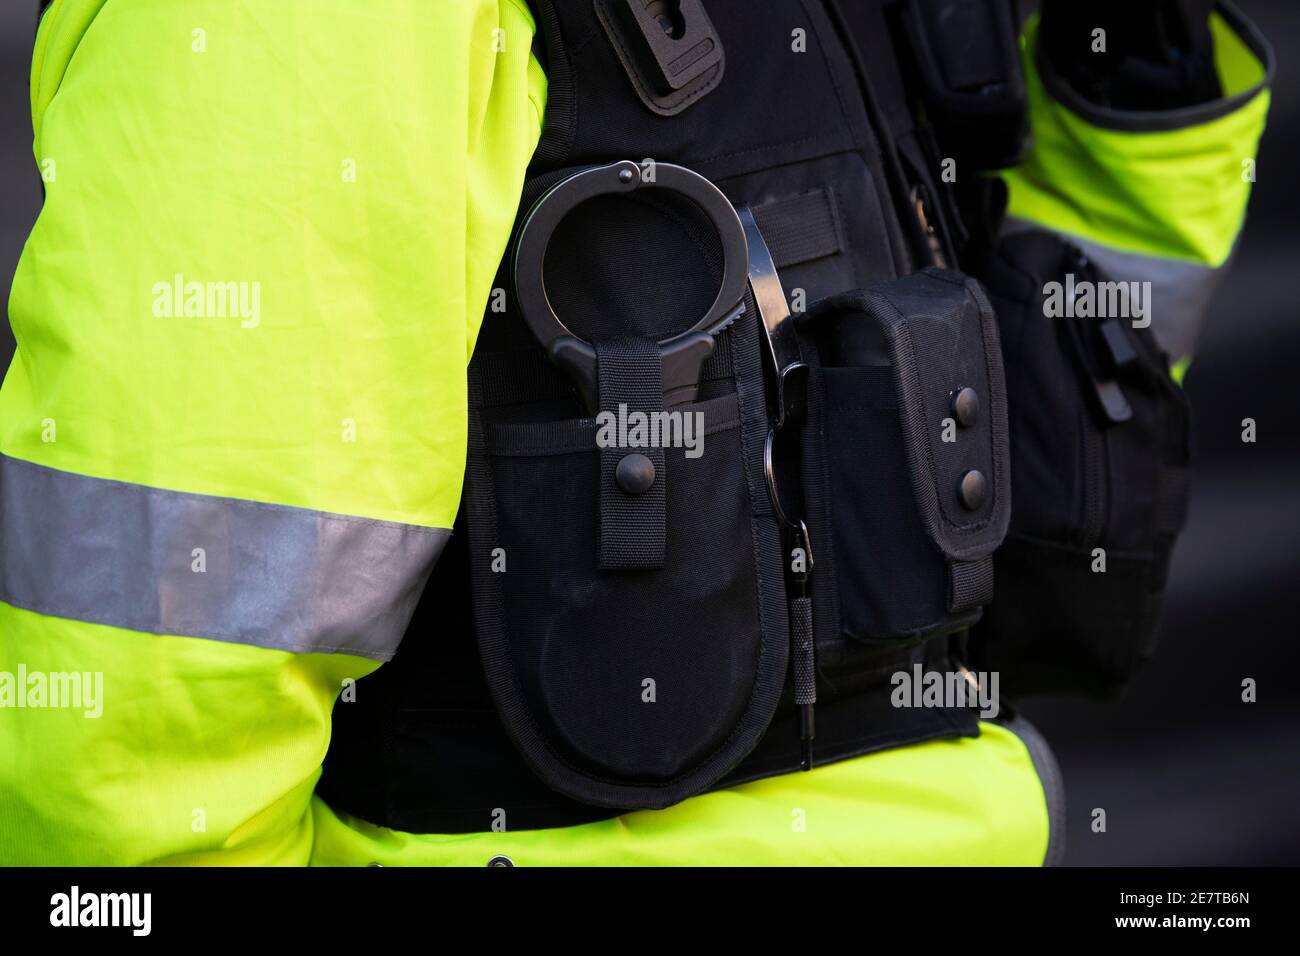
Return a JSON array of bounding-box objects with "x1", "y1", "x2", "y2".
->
[
  {"x1": 949, "y1": 557, "x2": 994, "y2": 612},
  {"x1": 596, "y1": 337, "x2": 666, "y2": 570}
]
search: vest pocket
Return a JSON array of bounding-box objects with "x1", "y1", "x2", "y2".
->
[
  {"x1": 797, "y1": 268, "x2": 1011, "y2": 657},
  {"x1": 971, "y1": 229, "x2": 1191, "y2": 699},
  {"x1": 463, "y1": 324, "x2": 789, "y2": 809}
]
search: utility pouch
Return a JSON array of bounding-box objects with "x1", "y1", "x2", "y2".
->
[
  {"x1": 797, "y1": 267, "x2": 1011, "y2": 659},
  {"x1": 461, "y1": 165, "x2": 789, "y2": 811},
  {"x1": 897, "y1": 0, "x2": 1029, "y2": 170},
  {"x1": 971, "y1": 229, "x2": 1191, "y2": 699}
]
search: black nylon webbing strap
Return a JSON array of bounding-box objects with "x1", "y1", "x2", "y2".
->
[
  {"x1": 474, "y1": 343, "x2": 735, "y2": 409},
  {"x1": 752, "y1": 189, "x2": 843, "y2": 269},
  {"x1": 949, "y1": 557, "x2": 994, "y2": 612},
  {"x1": 596, "y1": 337, "x2": 666, "y2": 570}
]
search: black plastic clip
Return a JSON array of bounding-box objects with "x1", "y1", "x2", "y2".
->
[{"x1": 594, "y1": 0, "x2": 727, "y2": 116}]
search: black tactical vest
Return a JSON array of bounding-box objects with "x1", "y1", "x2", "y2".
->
[{"x1": 320, "y1": 0, "x2": 1188, "y2": 833}]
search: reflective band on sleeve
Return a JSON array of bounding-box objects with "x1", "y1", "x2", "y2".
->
[
  {"x1": 0, "y1": 453, "x2": 447, "y2": 660},
  {"x1": 1004, "y1": 216, "x2": 1226, "y2": 362},
  {"x1": 1069, "y1": 237, "x2": 1226, "y2": 363}
]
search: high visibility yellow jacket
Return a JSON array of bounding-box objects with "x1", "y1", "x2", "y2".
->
[{"x1": 0, "y1": 0, "x2": 1267, "y2": 865}]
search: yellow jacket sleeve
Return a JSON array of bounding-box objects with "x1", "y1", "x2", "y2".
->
[{"x1": 0, "y1": 0, "x2": 544, "y2": 865}]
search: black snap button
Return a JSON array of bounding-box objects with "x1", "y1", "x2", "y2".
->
[
  {"x1": 951, "y1": 387, "x2": 980, "y2": 428},
  {"x1": 616, "y1": 453, "x2": 656, "y2": 495},
  {"x1": 488, "y1": 855, "x2": 515, "y2": 868},
  {"x1": 958, "y1": 470, "x2": 987, "y2": 510}
]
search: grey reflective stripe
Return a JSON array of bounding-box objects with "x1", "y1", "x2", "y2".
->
[
  {"x1": 997, "y1": 714, "x2": 1067, "y2": 867},
  {"x1": 1004, "y1": 216, "x2": 1226, "y2": 361},
  {"x1": 0, "y1": 453, "x2": 447, "y2": 660}
]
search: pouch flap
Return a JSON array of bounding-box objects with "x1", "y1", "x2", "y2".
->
[{"x1": 805, "y1": 268, "x2": 1010, "y2": 572}]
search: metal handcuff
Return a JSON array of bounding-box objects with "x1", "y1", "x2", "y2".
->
[
  {"x1": 512, "y1": 159, "x2": 750, "y2": 413},
  {"x1": 512, "y1": 158, "x2": 817, "y2": 767}
]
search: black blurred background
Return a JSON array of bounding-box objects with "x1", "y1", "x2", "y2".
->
[{"x1": 2, "y1": 2, "x2": 1295, "y2": 864}]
